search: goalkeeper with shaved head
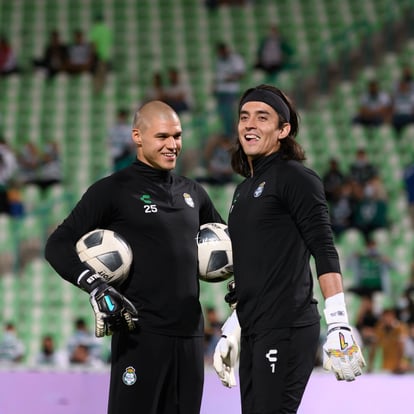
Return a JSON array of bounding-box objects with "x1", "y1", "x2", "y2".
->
[
  {"x1": 45, "y1": 101, "x2": 225, "y2": 413},
  {"x1": 213, "y1": 84, "x2": 366, "y2": 413}
]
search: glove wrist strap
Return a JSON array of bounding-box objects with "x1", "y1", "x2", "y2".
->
[
  {"x1": 323, "y1": 292, "x2": 349, "y2": 325},
  {"x1": 327, "y1": 324, "x2": 351, "y2": 335},
  {"x1": 221, "y1": 310, "x2": 241, "y2": 340},
  {"x1": 78, "y1": 270, "x2": 106, "y2": 293}
]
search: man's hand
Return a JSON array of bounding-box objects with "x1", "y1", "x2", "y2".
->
[
  {"x1": 213, "y1": 310, "x2": 241, "y2": 387},
  {"x1": 78, "y1": 270, "x2": 138, "y2": 337},
  {"x1": 322, "y1": 324, "x2": 366, "y2": 381},
  {"x1": 323, "y1": 292, "x2": 366, "y2": 381}
]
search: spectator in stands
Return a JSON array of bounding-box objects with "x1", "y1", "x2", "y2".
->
[
  {"x1": 0, "y1": 35, "x2": 20, "y2": 76},
  {"x1": 108, "y1": 108, "x2": 135, "y2": 171},
  {"x1": 32, "y1": 30, "x2": 68, "y2": 79},
  {"x1": 196, "y1": 133, "x2": 235, "y2": 185},
  {"x1": 403, "y1": 160, "x2": 414, "y2": 230},
  {"x1": 394, "y1": 65, "x2": 414, "y2": 94},
  {"x1": 205, "y1": 0, "x2": 220, "y2": 10},
  {"x1": 204, "y1": 306, "x2": 222, "y2": 364},
  {"x1": 328, "y1": 179, "x2": 354, "y2": 238},
  {"x1": 17, "y1": 140, "x2": 62, "y2": 196},
  {"x1": 17, "y1": 141, "x2": 41, "y2": 186},
  {"x1": 369, "y1": 308, "x2": 408, "y2": 373},
  {"x1": 7, "y1": 178, "x2": 24, "y2": 218},
  {"x1": 322, "y1": 157, "x2": 345, "y2": 203},
  {"x1": 352, "y1": 176, "x2": 388, "y2": 240},
  {"x1": 66, "y1": 318, "x2": 103, "y2": 364},
  {"x1": 402, "y1": 320, "x2": 414, "y2": 372},
  {"x1": 348, "y1": 148, "x2": 378, "y2": 186},
  {"x1": 36, "y1": 334, "x2": 68, "y2": 367},
  {"x1": 399, "y1": 260, "x2": 414, "y2": 323},
  {"x1": 0, "y1": 322, "x2": 25, "y2": 363},
  {"x1": 352, "y1": 79, "x2": 392, "y2": 128},
  {"x1": 254, "y1": 24, "x2": 294, "y2": 83},
  {"x1": 355, "y1": 295, "x2": 379, "y2": 367},
  {"x1": 0, "y1": 136, "x2": 18, "y2": 214},
  {"x1": 66, "y1": 30, "x2": 93, "y2": 75},
  {"x1": 37, "y1": 140, "x2": 62, "y2": 195},
  {"x1": 390, "y1": 76, "x2": 414, "y2": 137},
  {"x1": 36, "y1": 335, "x2": 56, "y2": 365},
  {"x1": 348, "y1": 237, "x2": 393, "y2": 299},
  {"x1": 143, "y1": 71, "x2": 165, "y2": 102},
  {"x1": 213, "y1": 42, "x2": 246, "y2": 136},
  {"x1": 163, "y1": 67, "x2": 191, "y2": 114},
  {"x1": 0, "y1": 152, "x2": 10, "y2": 214},
  {"x1": 88, "y1": 13, "x2": 113, "y2": 93},
  {"x1": 70, "y1": 343, "x2": 105, "y2": 367}
]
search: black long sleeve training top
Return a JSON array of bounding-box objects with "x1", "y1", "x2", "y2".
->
[
  {"x1": 228, "y1": 152, "x2": 341, "y2": 335},
  {"x1": 45, "y1": 160, "x2": 224, "y2": 336}
]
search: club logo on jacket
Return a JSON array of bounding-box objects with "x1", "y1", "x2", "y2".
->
[
  {"x1": 122, "y1": 366, "x2": 137, "y2": 386},
  {"x1": 254, "y1": 181, "x2": 266, "y2": 198},
  {"x1": 137, "y1": 194, "x2": 158, "y2": 213},
  {"x1": 183, "y1": 193, "x2": 195, "y2": 208}
]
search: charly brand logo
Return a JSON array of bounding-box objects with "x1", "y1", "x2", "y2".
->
[
  {"x1": 265, "y1": 348, "x2": 278, "y2": 373},
  {"x1": 122, "y1": 366, "x2": 137, "y2": 386},
  {"x1": 254, "y1": 181, "x2": 266, "y2": 198},
  {"x1": 183, "y1": 193, "x2": 195, "y2": 208},
  {"x1": 140, "y1": 194, "x2": 152, "y2": 204}
]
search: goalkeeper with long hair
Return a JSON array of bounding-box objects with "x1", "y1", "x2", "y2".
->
[{"x1": 213, "y1": 84, "x2": 366, "y2": 413}]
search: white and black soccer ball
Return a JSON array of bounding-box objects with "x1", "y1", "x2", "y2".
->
[
  {"x1": 197, "y1": 222, "x2": 233, "y2": 283},
  {"x1": 76, "y1": 229, "x2": 133, "y2": 286}
]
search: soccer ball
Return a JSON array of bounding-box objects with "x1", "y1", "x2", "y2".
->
[
  {"x1": 76, "y1": 229, "x2": 133, "y2": 286},
  {"x1": 197, "y1": 222, "x2": 233, "y2": 283}
]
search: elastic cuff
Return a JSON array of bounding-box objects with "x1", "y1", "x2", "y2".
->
[
  {"x1": 77, "y1": 269, "x2": 92, "y2": 286},
  {"x1": 325, "y1": 292, "x2": 345, "y2": 309}
]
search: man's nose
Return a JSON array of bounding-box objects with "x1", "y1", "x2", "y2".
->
[{"x1": 167, "y1": 136, "x2": 177, "y2": 148}]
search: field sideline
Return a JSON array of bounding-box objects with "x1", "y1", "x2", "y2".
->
[{"x1": 1, "y1": 367, "x2": 413, "y2": 413}]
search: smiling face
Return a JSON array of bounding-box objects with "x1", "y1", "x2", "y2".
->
[
  {"x1": 238, "y1": 101, "x2": 291, "y2": 169},
  {"x1": 132, "y1": 102, "x2": 182, "y2": 171}
]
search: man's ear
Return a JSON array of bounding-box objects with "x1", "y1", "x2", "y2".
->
[
  {"x1": 278, "y1": 123, "x2": 291, "y2": 140},
  {"x1": 132, "y1": 129, "x2": 142, "y2": 146}
]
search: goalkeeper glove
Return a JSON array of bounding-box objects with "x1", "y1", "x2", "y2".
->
[
  {"x1": 78, "y1": 270, "x2": 138, "y2": 337},
  {"x1": 322, "y1": 292, "x2": 366, "y2": 381},
  {"x1": 213, "y1": 310, "x2": 241, "y2": 388}
]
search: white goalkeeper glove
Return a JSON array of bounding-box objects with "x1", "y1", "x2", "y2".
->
[
  {"x1": 322, "y1": 292, "x2": 366, "y2": 381},
  {"x1": 213, "y1": 310, "x2": 241, "y2": 388},
  {"x1": 78, "y1": 270, "x2": 138, "y2": 337}
]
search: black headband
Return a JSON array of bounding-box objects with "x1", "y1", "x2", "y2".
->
[{"x1": 239, "y1": 89, "x2": 290, "y2": 122}]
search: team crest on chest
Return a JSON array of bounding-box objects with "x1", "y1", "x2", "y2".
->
[
  {"x1": 254, "y1": 181, "x2": 266, "y2": 198},
  {"x1": 183, "y1": 193, "x2": 195, "y2": 208},
  {"x1": 122, "y1": 366, "x2": 137, "y2": 386}
]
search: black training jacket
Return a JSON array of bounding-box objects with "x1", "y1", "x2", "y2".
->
[
  {"x1": 228, "y1": 152, "x2": 341, "y2": 335},
  {"x1": 45, "y1": 160, "x2": 224, "y2": 337}
]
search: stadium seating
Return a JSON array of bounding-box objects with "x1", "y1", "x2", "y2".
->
[{"x1": 1, "y1": 0, "x2": 414, "y2": 364}]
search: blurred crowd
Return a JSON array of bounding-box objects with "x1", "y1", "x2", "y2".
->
[
  {"x1": 0, "y1": 136, "x2": 62, "y2": 217},
  {"x1": 0, "y1": 318, "x2": 109, "y2": 369},
  {"x1": 352, "y1": 67, "x2": 414, "y2": 138}
]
